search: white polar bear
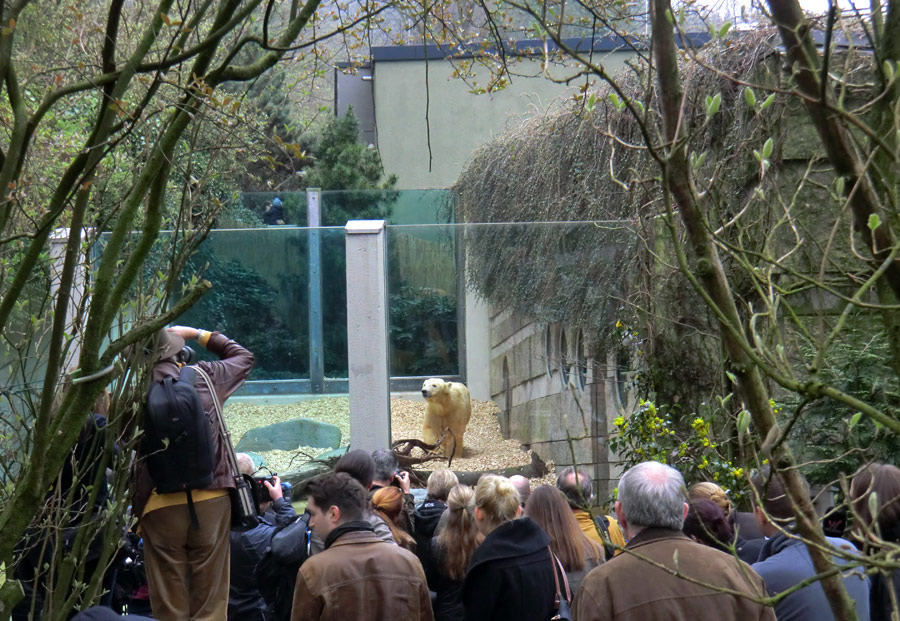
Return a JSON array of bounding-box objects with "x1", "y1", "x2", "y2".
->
[{"x1": 421, "y1": 378, "x2": 472, "y2": 459}]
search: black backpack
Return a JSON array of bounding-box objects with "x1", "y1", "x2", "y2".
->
[
  {"x1": 593, "y1": 515, "x2": 617, "y2": 560},
  {"x1": 257, "y1": 512, "x2": 312, "y2": 621},
  {"x1": 143, "y1": 366, "x2": 216, "y2": 523}
]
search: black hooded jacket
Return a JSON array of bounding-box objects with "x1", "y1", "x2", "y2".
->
[
  {"x1": 462, "y1": 517, "x2": 556, "y2": 621},
  {"x1": 414, "y1": 498, "x2": 447, "y2": 576}
]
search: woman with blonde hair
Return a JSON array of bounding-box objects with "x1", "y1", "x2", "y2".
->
[
  {"x1": 463, "y1": 475, "x2": 558, "y2": 621},
  {"x1": 427, "y1": 485, "x2": 483, "y2": 621},
  {"x1": 371, "y1": 486, "x2": 416, "y2": 552},
  {"x1": 525, "y1": 485, "x2": 604, "y2": 593}
]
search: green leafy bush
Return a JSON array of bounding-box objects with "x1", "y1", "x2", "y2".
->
[{"x1": 608, "y1": 399, "x2": 749, "y2": 506}]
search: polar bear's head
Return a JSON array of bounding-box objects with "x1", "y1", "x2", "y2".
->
[{"x1": 421, "y1": 377, "x2": 448, "y2": 400}]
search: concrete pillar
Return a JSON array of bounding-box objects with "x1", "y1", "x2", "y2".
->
[
  {"x1": 345, "y1": 220, "x2": 391, "y2": 452},
  {"x1": 307, "y1": 188, "x2": 324, "y2": 393}
]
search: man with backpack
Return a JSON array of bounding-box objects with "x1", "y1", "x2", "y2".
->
[
  {"x1": 556, "y1": 466, "x2": 626, "y2": 558},
  {"x1": 130, "y1": 326, "x2": 254, "y2": 621}
]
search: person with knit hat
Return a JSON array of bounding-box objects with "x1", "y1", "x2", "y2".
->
[{"x1": 263, "y1": 197, "x2": 285, "y2": 225}]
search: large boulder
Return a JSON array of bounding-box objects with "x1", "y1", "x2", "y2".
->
[{"x1": 235, "y1": 418, "x2": 342, "y2": 452}]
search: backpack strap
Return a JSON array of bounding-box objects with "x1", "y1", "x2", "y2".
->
[
  {"x1": 179, "y1": 365, "x2": 201, "y2": 529},
  {"x1": 178, "y1": 364, "x2": 197, "y2": 385},
  {"x1": 594, "y1": 515, "x2": 615, "y2": 559}
]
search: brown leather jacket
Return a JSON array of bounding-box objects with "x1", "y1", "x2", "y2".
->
[
  {"x1": 132, "y1": 331, "x2": 254, "y2": 519},
  {"x1": 291, "y1": 529, "x2": 433, "y2": 621},
  {"x1": 572, "y1": 527, "x2": 775, "y2": 621}
]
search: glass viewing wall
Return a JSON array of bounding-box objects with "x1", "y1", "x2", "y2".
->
[{"x1": 95, "y1": 189, "x2": 636, "y2": 398}]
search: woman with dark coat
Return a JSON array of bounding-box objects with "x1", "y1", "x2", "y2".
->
[
  {"x1": 850, "y1": 462, "x2": 900, "y2": 621},
  {"x1": 462, "y1": 475, "x2": 558, "y2": 621},
  {"x1": 427, "y1": 485, "x2": 483, "y2": 621}
]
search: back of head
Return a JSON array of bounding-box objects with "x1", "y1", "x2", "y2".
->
[
  {"x1": 334, "y1": 450, "x2": 376, "y2": 489},
  {"x1": 618, "y1": 461, "x2": 687, "y2": 530},
  {"x1": 509, "y1": 475, "x2": 531, "y2": 506},
  {"x1": 475, "y1": 475, "x2": 521, "y2": 529},
  {"x1": 372, "y1": 486, "x2": 404, "y2": 521},
  {"x1": 557, "y1": 466, "x2": 593, "y2": 508},
  {"x1": 307, "y1": 472, "x2": 366, "y2": 523},
  {"x1": 526, "y1": 485, "x2": 598, "y2": 570},
  {"x1": 372, "y1": 485, "x2": 415, "y2": 549},
  {"x1": 427, "y1": 469, "x2": 459, "y2": 502},
  {"x1": 851, "y1": 463, "x2": 900, "y2": 541},
  {"x1": 236, "y1": 453, "x2": 255, "y2": 476},
  {"x1": 750, "y1": 466, "x2": 808, "y2": 523},
  {"x1": 689, "y1": 481, "x2": 731, "y2": 515},
  {"x1": 683, "y1": 499, "x2": 734, "y2": 551},
  {"x1": 438, "y1": 485, "x2": 483, "y2": 580},
  {"x1": 371, "y1": 448, "x2": 398, "y2": 482}
]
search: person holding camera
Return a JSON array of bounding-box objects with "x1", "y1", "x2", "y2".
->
[
  {"x1": 229, "y1": 454, "x2": 297, "y2": 621},
  {"x1": 370, "y1": 449, "x2": 415, "y2": 535},
  {"x1": 130, "y1": 326, "x2": 254, "y2": 621}
]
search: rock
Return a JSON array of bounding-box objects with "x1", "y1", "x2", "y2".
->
[{"x1": 235, "y1": 418, "x2": 342, "y2": 452}]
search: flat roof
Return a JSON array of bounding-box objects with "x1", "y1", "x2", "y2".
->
[{"x1": 367, "y1": 33, "x2": 711, "y2": 62}]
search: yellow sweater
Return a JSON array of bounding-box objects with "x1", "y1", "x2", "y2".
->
[{"x1": 574, "y1": 508, "x2": 626, "y2": 556}]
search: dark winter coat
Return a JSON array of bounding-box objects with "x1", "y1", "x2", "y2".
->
[
  {"x1": 228, "y1": 498, "x2": 297, "y2": 621},
  {"x1": 427, "y1": 539, "x2": 465, "y2": 621},
  {"x1": 414, "y1": 498, "x2": 447, "y2": 577},
  {"x1": 462, "y1": 517, "x2": 556, "y2": 621},
  {"x1": 871, "y1": 569, "x2": 900, "y2": 621},
  {"x1": 753, "y1": 532, "x2": 870, "y2": 621}
]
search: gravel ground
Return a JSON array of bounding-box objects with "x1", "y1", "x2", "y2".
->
[{"x1": 224, "y1": 396, "x2": 554, "y2": 487}]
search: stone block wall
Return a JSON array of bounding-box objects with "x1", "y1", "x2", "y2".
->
[{"x1": 489, "y1": 307, "x2": 634, "y2": 501}]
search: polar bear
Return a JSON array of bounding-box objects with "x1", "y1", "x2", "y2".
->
[{"x1": 421, "y1": 378, "x2": 472, "y2": 459}]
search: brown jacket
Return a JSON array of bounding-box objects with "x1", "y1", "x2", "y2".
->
[
  {"x1": 291, "y1": 529, "x2": 433, "y2": 621},
  {"x1": 572, "y1": 528, "x2": 775, "y2": 621},
  {"x1": 132, "y1": 331, "x2": 254, "y2": 518}
]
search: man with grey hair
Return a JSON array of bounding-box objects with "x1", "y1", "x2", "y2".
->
[
  {"x1": 369, "y1": 448, "x2": 415, "y2": 534},
  {"x1": 573, "y1": 461, "x2": 775, "y2": 621}
]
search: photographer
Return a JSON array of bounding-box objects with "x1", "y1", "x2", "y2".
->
[
  {"x1": 228, "y1": 453, "x2": 297, "y2": 621},
  {"x1": 130, "y1": 326, "x2": 253, "y2": 621},
  {"x1": 370, "y1": 448, "x2": 415, "y2": 535}
]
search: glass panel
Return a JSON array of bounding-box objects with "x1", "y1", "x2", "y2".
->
[
  {"x1": 239, "y1": 191, "x2": 308, "y2": 226},
  {"x1": 177, "y1": 228, "x2": 313, "y2": 381},
  {"x1": 320, "y1": 227, "x2": 349, "y2": 378},
  {"x1": 387, "y1": 224, "x2": 460, "y2": 377},
  {"x1": 320, "y1": 189, "x2": 455, "y2": 226}
]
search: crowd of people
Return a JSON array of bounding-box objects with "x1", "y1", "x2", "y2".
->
[
  {"x1": 22, "y1": 326, "x2": 900, "y2": 621},
  {"x1": 230, "y1": 455, "x2": 896, "y2": 621},
  {"x1": 165, "y1": 451, "x2": 900, "y2": 620}
]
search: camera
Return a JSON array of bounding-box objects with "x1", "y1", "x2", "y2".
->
[
  {"x1": 177, "y1": 345, "x2": 197, "y2": 365},
  {"x1": 251, "y1": 472, "x2": 292, "y2": 507}
]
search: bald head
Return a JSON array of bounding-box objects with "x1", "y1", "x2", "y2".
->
[
  {"x1": 509, "y1": 475, "x2": 531, "y2": 506},
  {"x1": 556, "y1": 466, "x2": 594, "y2": 507}
]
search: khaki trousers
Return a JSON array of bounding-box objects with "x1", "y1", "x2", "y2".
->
[{"x1": 141, "y1": 494, "x2": 231, "y2": 621}]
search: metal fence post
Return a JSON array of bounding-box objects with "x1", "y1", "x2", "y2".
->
[
  {"x1": 307, "y1": 188, "x2": 324, "y2": 393},
  {"x1": 345, "y1": 219, "x2": 391, "y2": 452}
]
